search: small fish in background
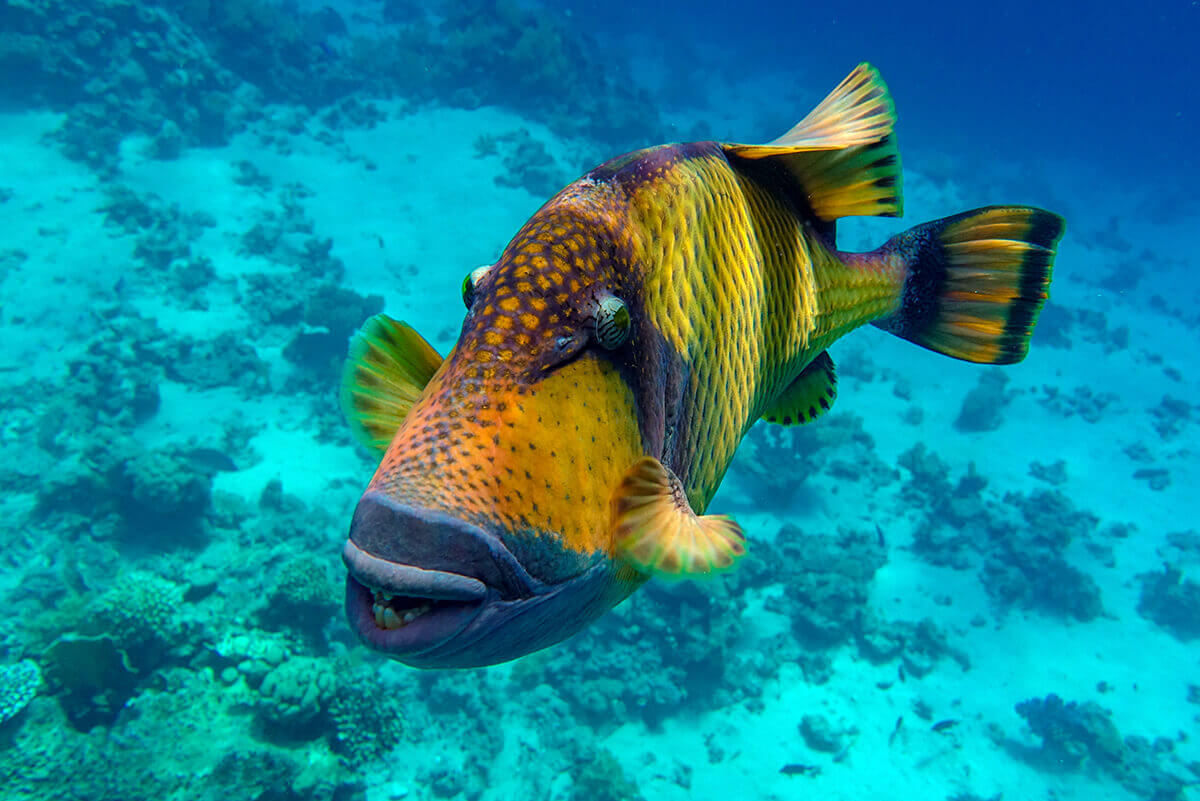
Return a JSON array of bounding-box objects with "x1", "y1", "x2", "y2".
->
[
  {"x1": 183, "y1": 447, "x2": 238, "y2": 474},
  {"x1": 338, "y1": 63, "x2": 1065, "y2": 668},
  {"x1": 780, "y1": 763, "x2": 821, "y2": 777},
  {"x1": 314, "y1": 40, "x2": 337, "y2": 61},
  {"x1": 888, "y1": 716, "x2": 905, "y2": 746},
  {"x1": 931, "y1": 718, "x2": 960, "y2": 733}
]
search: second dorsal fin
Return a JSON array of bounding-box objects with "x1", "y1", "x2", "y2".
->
[{"x1": 723, "y1": 63, "x2": 903, "y2": 221}]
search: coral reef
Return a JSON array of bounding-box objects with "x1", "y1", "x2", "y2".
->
[
  {"x1": 734, "y1": 413, "x2": 897, "y2": 509},
  {"x1": 1029, "y1": 459, "x2": 1069, "y2": 486},
  {"x1": 900, "y1": 446, "x2": 1105, "y2": 621},
  {"x1": 857, "y1": 617, "x2": 972, "y2": 676},
  {"x1": 1137, "y1": 565, "x2": 1200, "y2": 641},
  {"x1": 256, "y1": 656, "x2": 336, "y2": 735},
  {"x1": 954, "y1": 369, "x2": 1012, "y2": 432},
  {"x1": 238, "y1": 186, "x2": 344, "y2": 281},
  {"x1": 764, "y1": 524, "x2": 886, "y2": 646},
  {"x1": 7, "y1": 0, "x2": 665, "y2": 176},
  {"x1": 116, "y1": 449, "x2": 213, "y2": 534},
  {"x1": 326, "y1": 666, "x2": 407, "y2": 766},
  {"x1": 1037, "y1": 384, "x2": 1119, "y2": 423},
  {"x1": 359, "y1": 0, "x2": 664, "y2": 151},
  {"x1": 0, "y1": 663, "x2": 362, "y2": 801},
  {"x1": 258, "y1": 554, "x2": 342, "y2": 648},
  {"x1": 475, "y1": 128, "x2": 571, "y2": 197},
  {"x1": 163, "y1": 332, "x2": 270, "y2": 393},
  {"x1": 1033, "y1": 305, "x2": 1133, "y2": 353},
  {"x1": 0, "y1": 2, "x2": 1190, "y2": 798},
  {"x1": 1150, "y1": 396, "x2": 1196, "y2": 440},
  {"x1": 513, "y1": 575, "x2": 747, "y2": 725},
  {"x1": 568, "y1": 746, "x2": 644, "y2": 801},
  {"x1": 281, "y1": 284, "x2": 384, "y2": 379},
  {"x1": 799, "y1": 713, "x2": 855, "y2": 755},
  {"x1": 2, "y1": 0, "x2": 256, "y2": 172},
  {"x1": 1014, "y1": 694, "x2": 1188, "y2": 799}
]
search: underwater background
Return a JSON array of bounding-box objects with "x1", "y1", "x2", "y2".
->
[{"x1": 0, "y1": 0, "x2": 1197, "y2": 799}]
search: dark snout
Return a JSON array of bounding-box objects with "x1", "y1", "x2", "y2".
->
[
  {"x1": 343, "y1": 492, "x2": 548, "y2": 663},
  {"x1": 347, "y1": 492, "x2": 536, "y2": 599}
]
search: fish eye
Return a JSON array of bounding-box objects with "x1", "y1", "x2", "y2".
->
[
  {"x1": 594, "y1": 296, "x2": 631, "y2": 349},
  {"x1": 462, "y1": 265, "x2": 491, "y2": 308}
]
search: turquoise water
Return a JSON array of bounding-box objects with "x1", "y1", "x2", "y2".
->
[{"x1": 0, "y1": 2, "x2": 1196, "y2": 799}]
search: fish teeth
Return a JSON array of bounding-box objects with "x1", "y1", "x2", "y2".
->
[
  {"x1": 382, "y1": 607, "x2": 402, "y2": 629},
  {"x1": 371, "y1": 595, "x2": 434, "y2": 630}
]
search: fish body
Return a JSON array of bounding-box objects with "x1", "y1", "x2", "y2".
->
[{"x1": 340, "y1": 64, "x2": 1065, "y2": 667}]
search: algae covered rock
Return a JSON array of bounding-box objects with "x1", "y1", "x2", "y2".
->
[
  {"x1": 799, "y1": 713, "x2": 844, "y2": 753},
  {"x1": 43, "y1": 635, "x2": 139, "y2": 731},
  {"x1": 35, "y1": 570, "x2": 189, "y2": 731}
]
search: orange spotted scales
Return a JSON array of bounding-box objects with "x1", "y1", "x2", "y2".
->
[{"x1": 338, "y1": 64, "x2": 1064, "y2": 668}]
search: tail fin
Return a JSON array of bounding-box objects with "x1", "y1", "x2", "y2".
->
[{"x1": 874, "y1": 206, "x2": 1065, "y2": 364}]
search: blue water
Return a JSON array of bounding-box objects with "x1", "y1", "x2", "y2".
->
[{"x1": 0, "y1": 1, "x2": 1196, "y2": 799}]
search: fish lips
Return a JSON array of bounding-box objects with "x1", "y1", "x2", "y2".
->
[
  {"x1": 343, "y1": 492, "x2": 544, "y2": 663},
  {"x1": 344, "y1": 492, "x2": 634, "y2": 668}
]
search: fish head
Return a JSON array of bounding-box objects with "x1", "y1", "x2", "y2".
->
[{"x1": 344, "y1": 192, "x2": 662, "y2": 668}]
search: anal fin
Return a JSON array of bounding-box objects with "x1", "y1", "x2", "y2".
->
[
  {"x1": 761, "y1": 351, "x2": 837, "y2": 426},
  {"x1": 612, "y1": 457, "x2": 745, "y2": 576}
]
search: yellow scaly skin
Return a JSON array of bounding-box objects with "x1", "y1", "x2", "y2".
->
[
  {"x1": 616, "y1": 142, "x2": 904, "y2": 511},
  {"x1": 347, "y1": 141, "x2": 908, "y2": 668},
  {"x1": 367, "y1": 141, "x2": 906, "y2": 562}
]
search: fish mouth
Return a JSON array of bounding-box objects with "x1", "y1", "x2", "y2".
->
[
  {"x1": 343, "y1": 541, "x2": 487, "y2": 655},
  {"x1": 342, "y1": 493, "x2": 539, "y2": 661}
]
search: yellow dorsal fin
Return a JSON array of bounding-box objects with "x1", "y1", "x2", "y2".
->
[
  {"x1": 611, "y1": 457, "x2": 746, "y2": 576},
  {"x1": 761, "y1": 351, "x2": 837, "y2": 426},
  {"x1": 340, "y1": 314, "x2": 442, "y2": 454},
  {"x1": 723, "y1": 63, "x2": 902, "y2": 221}
]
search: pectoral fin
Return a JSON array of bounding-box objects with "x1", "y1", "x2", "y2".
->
[
  {"x1": 340, "y1": 314, "x2": 443, "y2": 453},
  {"x1": 611, "y1": 457, "x2": 746, "y2": 576}
]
